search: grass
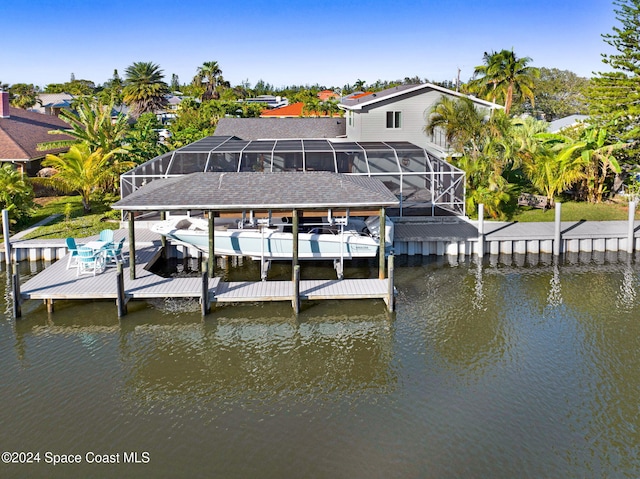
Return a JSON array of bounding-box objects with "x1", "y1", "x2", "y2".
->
[
  {"x1": 510, "y1": 199, "x2": 640, "y2": 222},
  {"x1": 18, "y1": 195, "x2": 121, "y2": 240}
]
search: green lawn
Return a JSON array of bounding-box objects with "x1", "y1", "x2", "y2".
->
[
  {"x1": 18, "y1": 196, "x2": 121, "y2": 240},
  {"x1": 510, "y1": 200, "x2": 640, "y2": 222}
]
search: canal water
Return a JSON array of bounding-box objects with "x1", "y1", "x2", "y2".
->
[{"x1": 1, "y1": 254, "x2": 639, "y2": 478}]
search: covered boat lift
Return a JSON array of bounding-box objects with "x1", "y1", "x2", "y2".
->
[{"x1": 112, "y1": 171, "x2": 399, "y2": 312}]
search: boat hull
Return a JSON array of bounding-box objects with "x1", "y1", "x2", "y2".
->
[{"x1": 151, "y1": 218, "x2": 381, "y2": 260}]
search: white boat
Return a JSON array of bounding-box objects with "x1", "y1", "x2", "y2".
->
[{"x1": 150, "y1": 215, "x2": 393, "y2": 262}]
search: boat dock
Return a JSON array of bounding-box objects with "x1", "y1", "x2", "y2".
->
[{"x1": 16, "y1": 231, "x2": 395, "y2": 317}]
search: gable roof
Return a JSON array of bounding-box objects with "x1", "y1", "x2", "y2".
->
[
  {"x1": 214, "y1": 117, "x2": 346, "y2": 140},
  {"x1": 339, "y1": 83, "x2": 501, "y2": 111},
  {"x1": 0, "y1": 107, "x2": 72, "y2": 161},
  {"x1": 113, "y1": 171, "x2": 399, "y2": 211}
]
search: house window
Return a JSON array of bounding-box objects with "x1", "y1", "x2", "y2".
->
[
  {"x1": 386, "y1": 111, "x2": 401, "y2": 128},
  {"x1": 348, "y1": 111, "x2": 352, "y2": 126}
]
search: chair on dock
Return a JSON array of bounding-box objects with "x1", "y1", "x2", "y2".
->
[
  {"x1": 105, "y1": 238, "x2": 126, "y2": 265},
  {"x1": 66, "y1": 237, "x2": 82, "y2": 269},
  {"x1": 99, "y1": 229, "x2": 114, "y2": 246},
  {"x1": 77, "y1": 247, "x2": 105, "y2": 277}
]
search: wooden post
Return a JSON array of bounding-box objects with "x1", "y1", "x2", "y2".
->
[
  {"x1": 11, "y1": 261, "x2": 21, "y2": 318},
  {"x1": 387, "y1": 254, "x2": 395, "y2": 312},
  {"x1": 378, "y1": 207, "x2": 386, "y2": 280},
  {"x1": 2, "y1": 209, "x2": 11, "y2": 265},
  {"x1": 116, "y1": 261, "x2": 128, "y2": 317},
  {"x1": 627, "y1": 200, "x2": 636, "y2": 254},
  {"x1": 160, "y1": 211, "x2": 167, "y2": 258},
  {"x1": 208, "y1": 211, "x2": 215, "y2": 278},
  {"x1": 477, "y1": 203, "x2": 485, "y2": 258},
  {"x1": 128, "y1": 211, "x2": 136, "y2": 280},
  {"x1": 553, "y1": 202, "x2": 562, "y2": 257},
  {"x1": 292, "y1": 264, "x2": 300, "y2": 314},
  {"x1": 292, "y1": 209, "x2": 299, "y2": 280},
  {"x1": 201, "y1": 260, "x2": 210, "y2": 315},
  {"x1": 45, "y1": 298, "x2": 54, "y2": 313}
]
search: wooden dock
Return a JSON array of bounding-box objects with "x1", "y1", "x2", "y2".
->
[{"x1": 17, "y1": 235, "x2": 394, "y2": 315}]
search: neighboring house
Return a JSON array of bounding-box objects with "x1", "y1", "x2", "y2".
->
[
  {"x1": 547, "y1": 114, "x2": 588, "y2": 133},
  {"x1": 260, "y1": 102, "x2": 341, "y2": 118},
  {"x1": 318, "y1": 90, "x2": 340, "y2": 101},
  {"x1": 0, "y1": 91, "x2": 72, "y2": 176},
  {"x1": 242, "y1": 95, "x2": 288, "y2": 109},
  {"x1": 29, "y1": 92, "x2": 75, "y2": 116},
  {"x1": 339, "y1": 83, "x2": 501, "y2": 158},
  {"x1": 215, "y1": 117, "x2": 346, "y2": 140}
]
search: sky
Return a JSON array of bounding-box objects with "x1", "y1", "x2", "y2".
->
[{"x1": 1, "y1": 0, "x2": 620, "y2": 90}]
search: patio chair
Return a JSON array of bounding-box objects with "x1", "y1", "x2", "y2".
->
[
  {"x1": 105, "y1": 238, "x2": 126, "y2": 265},
  {"x1": 99, "y1": 229, "x2": 114, "y2": 245},
  {"x1": 66, "y1": 237, "x2": 82, "y2": 269},
  {"x1": 77, "y1": 246, "x2": 105, "y2": 277}
]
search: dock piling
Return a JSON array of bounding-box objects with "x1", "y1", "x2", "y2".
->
[
  {"x1": 116, "y1": 261, "x2": 128, "y2": 317},
  {"x1": 387, "y1": 254, "x2": 395, "y2": 312},
  {"x1": 11, "y1": 261, "x2": 21, "y2": 318},
  {"x1": 477, "y1": 204, "x2": 485, "y2": 258},
  {"x1": 201, "y1": 260, "x2": 210, "y2": 315},
  {"x1": 628, "y1": 200, "x2": 636, "y2": 254},
  {"x1": 292, "y1": 265, "x2": 300, "y2": 314},
  {"x1": 554, "y1": 202, "x2": 562, "y2": 256}
]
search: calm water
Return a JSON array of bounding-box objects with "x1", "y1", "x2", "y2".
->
[{"x1": 1, "y1": 254, "x2": 640, "y2": 478}]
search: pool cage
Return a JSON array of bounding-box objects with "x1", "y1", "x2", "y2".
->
[{"x1": 120, "y1": 136, "x2": 465, "y2": 217}]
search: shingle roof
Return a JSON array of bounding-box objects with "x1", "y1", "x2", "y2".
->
[
  {"x1": 214, "y1": 117, "x2": 346, "y2": 140},
  {"x1": 339, "y1": 83, "x2": 501, "y2": 110},
  {"x1": 113, "y1": 171, "x2": 399, "y2": 211},
  {"x1": 259, "y1": 102, "x2": 340, "y2": 118},
  {"x1": 0, "y1": 107, "x2": 72, "y2": 160}
]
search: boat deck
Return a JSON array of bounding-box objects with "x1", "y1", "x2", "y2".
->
[{"x1": 18, "y1": 235, "x2": 393, "y2": 312}]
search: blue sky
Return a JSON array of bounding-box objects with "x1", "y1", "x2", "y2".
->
[{"x1": 1, "y1": 0, "x2": 618, "y2": 89}]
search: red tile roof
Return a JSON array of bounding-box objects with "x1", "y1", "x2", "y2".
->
[
  {"x1": 0, "y1": 107, "x2": 72, "y2": 161},
  {"x1": 260, "y1": 102, "x2": 341, "y2": 118}
]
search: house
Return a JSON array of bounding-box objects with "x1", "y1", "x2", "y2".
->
[
  {"x1": 29, "y1": 92, "x2": 75, "y2": 116},
  {"x1": 339, "y1": 83, "x2": 501, "y2": 158},
  {"x1": 241, "y1": 95, "x2": 288, "y2": 109},
  {"x1": 547, "y1": 114, "x2": 588, "y2": 133},
  {"x1": 215, "y1": 117, "x2": 345, "y2": 139},
  {"x1": 0, "y1": 91, "x2": 72, "y2": 176},
  {"x1": 260, "y1": 102, "x2": 342, "y2": 118},
  {"x1": 318, "y1": 90, "x2": 340, "y2": 102}
]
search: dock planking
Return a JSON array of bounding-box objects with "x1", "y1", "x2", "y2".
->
[{"x1": 19, "y1": 237, "x2": 393, "y2": 311}]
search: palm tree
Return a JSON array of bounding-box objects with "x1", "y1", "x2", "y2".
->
[
  {"x1": 468, "y1": 49, "x2": 539, "y2": 115},
  {"x1": 38, "y1": 97, "x2": 129, "y2": 154},
  {"x1": 540, "y1": 127, "x2": 629, "y2": 203},
  {"x1": 42, "y1": 144, "x2": 129, "y2": 212},
  {"x1": 0, "y1": 164, "x2": 35, "y2": 223},
  {"x1": 193, "y1": 61, "x2": 223, "y2": 100},
  {"x1": 123, "y1": 61, "x2": 169, "y2": 117},
  {"x1": 425, "y1": 96, "x2": 487, "y2": 155}
]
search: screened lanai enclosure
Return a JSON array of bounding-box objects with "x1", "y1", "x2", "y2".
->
[{"x1": 120, "y1": 136, "x2": 465, "y2": 216}]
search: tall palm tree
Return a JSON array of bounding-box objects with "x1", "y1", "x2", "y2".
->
[
  {"x1": 468, "y1": 49, "x2": 539, "y2": 115},
  {"x1": 42, "y1": 144, "x2": 130, "y2": 212},
  {"x1": 123, "y1": 61, "x2": 169, "y2": 117},
  {"x1": 193, "y1": 61, "x2": 223, "y2": 100}
]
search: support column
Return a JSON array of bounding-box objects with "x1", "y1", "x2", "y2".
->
[
  {"x1": 553, "y1": 202, "x2": 562, "y2": 257},
  {"x1": 628, "y1": 200, "x2": 636, "y2": 254},
  {"x1": 11, "y1": 261, "x2": 21, "y2": 318},
  {"x1": 387, "y1": 254, "x2": 395, "y2": 312},
  {"x1": 292, "y1": 209, "x2": 299, "y2": 280},
  {"x1": 379, "y1": 207, "x2": 386, "y2": 280},
  {"x1": 116, "y1": 261, "x2": 128, "y2": 317},
  {"x1": 201, "y1": 260, "x2": 210, "y2": 315},
  {"x1": 208, "y1": 211, "x2": 215, "y2": 278},
  {"x1": 128, "y1": 211, "x2": 136, "y2": 280},
  {"x1": 2, "y1": 209, "x2": 11, "y2": 264},
  {"x1": 160, "y1": 211, "x2": 167, "y2": 258},
  {"x1": 292, "y1": 264, "x2": 300, "y2": 314}
]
